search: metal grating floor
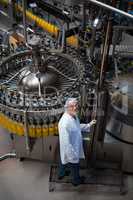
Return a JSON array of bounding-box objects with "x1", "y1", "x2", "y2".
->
[{"x1": 49, "y1": 165, "x2": 125, "y2": 193}]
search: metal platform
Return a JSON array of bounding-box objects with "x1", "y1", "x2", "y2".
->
[{"x1": 49, "y1": 165, "x2": 126, "y2": 194}]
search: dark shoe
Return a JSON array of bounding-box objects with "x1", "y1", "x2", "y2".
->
[{"x1": 72, "y1": 182, "x2": 80, "y2": 187}]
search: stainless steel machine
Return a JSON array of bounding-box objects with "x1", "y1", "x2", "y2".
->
[{"x1": 0, "y1": 34, "x2": 97, "y2": 163}]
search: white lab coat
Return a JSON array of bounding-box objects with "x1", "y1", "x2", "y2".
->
[{"x1": 58, "y1": 112, "x2": 90, "y2": 164}]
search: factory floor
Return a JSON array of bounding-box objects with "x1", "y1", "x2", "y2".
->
[{"x1": 0, "y1": 127, "x2": 133, "y2": 200}]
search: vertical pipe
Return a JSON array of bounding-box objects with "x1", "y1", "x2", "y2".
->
[
  {"x1": 90, "y1": 27, "x2": 96, "y2": 59},
  {"x1": 61, "y1": 23, "x2": 65, "y2": 51},
  {"x1": 114, "y1": 58, "x2": 119, "y2": 83},
  {"x1": 9, "y1": 0, "x2": 14, "y2": 22},
  {"x1": 23, "y1": 109, "x2": 30, "y2": 154},
  {"x1": 22, "y1": 0, "x2": 27, "y2": 43},
  {"x1": 12, "y1": 0, "x2": 16, "y2": 20},
  {"x1": 83, "y1": 1, "x2": 86, "y2": 31},
  {"x1": 99, "y1": 20, "x2": 110, "y2": 89}
]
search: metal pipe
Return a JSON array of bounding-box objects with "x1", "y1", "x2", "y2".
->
[
  {"x1": 90, "y1": 27, "x2": 96, "y2": 59},
  {"x1": 8, "y1": 0, "x2": 14, "y2": 22},
  {"x1": 83, "y1": 1, "x2": 87, "y2": 31},
  {"x1": 38, "y1": 77, "x2": 42, "y2": 97},
  {"x1": 0, "y1": 153, "x2": 16, "y2": 161},
  {"x1": 99, "y1": 20, "x2": 110, "y2": 88},
  {"x1": 61, "y1": 23, "x2": 65, "y2": 50},
  {"x1": 88, "y1": 0, "x2": 133, "y2": 19},
  {"x1": 23, "y1": 109, "x2": 30, "y2": 153},
  {"x1": 114, "y1": 58, "x2": 119, "y2": 83},
  {"x1": 22, "y1": 0, "x2": 27, "y2": 43}
]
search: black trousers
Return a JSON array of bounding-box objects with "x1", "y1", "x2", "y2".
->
[{"x1": 58, "y1": 161, "x2": 81, "y2": 184}]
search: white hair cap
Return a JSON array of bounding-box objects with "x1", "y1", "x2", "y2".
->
[{"x1": 64, "y1": 98, "x2": 78, "y2": 108}]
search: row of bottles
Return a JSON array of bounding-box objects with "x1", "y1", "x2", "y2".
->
[{"x1": 0, "y1": 112, "x2": 60, "y2": 137}]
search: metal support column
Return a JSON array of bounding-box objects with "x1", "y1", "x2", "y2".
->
[{"x1": 22, "y1": 0, "x2": 27, "y2": 43}]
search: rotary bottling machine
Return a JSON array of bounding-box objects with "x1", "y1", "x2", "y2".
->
[{"x1": 0, "y1": 32, "x2": 96, "y2": 161}]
